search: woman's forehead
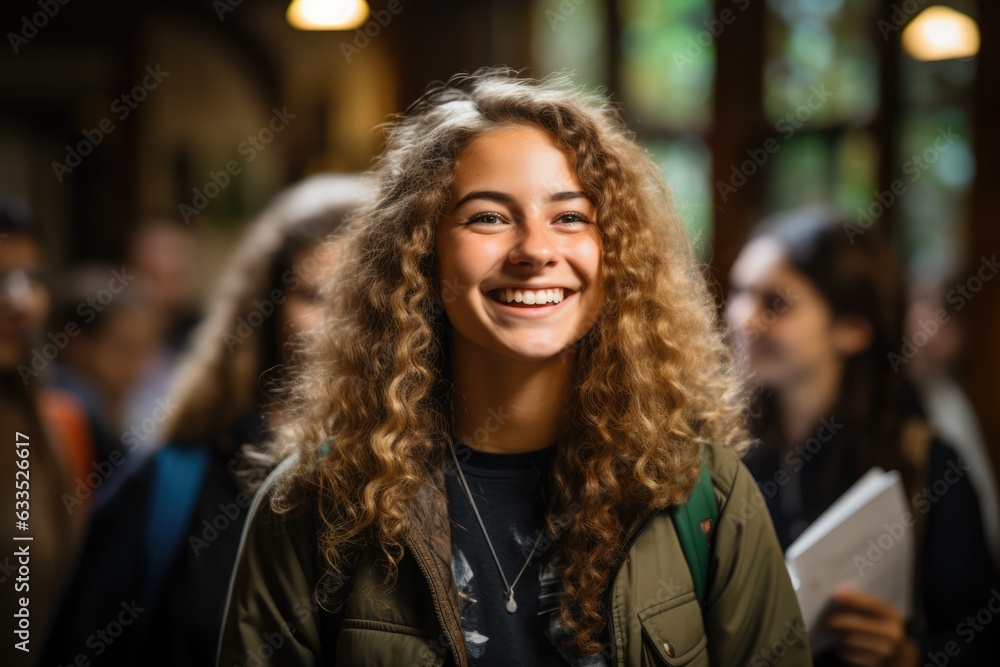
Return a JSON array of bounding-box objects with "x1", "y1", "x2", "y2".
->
[{"x1": 450, "y1": 126, "x2": 585, "y2": 196}]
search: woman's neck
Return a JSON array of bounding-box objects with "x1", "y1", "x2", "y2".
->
[
  {"x1": 449, "y1": 338, "x2": 573, "y2": 454},
  {"x1": 775, "y1": 360, "x2": 843, "y2": 446}
]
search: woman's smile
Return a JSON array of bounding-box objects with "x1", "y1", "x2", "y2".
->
[
  {"x1": 436, "y1": 123, "x2": 603, "y2": 360},
  {"x1": 483, "y1": 285, "x2": 578, "y2": 317}
]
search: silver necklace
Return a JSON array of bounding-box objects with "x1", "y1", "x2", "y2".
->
[{"x1": 448, "y1": 440, "x2": 548, "y2": 614}]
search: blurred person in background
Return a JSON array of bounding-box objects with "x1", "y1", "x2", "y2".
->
[
  {"x1": 902, "y1": 275, "x2": 1000, "y2": 570},
  {"x1": 0, "y1": 194, "x2": 92, "y2": 667},
  {"x1": 47, "y1": 266, "x2": 163, "y2": 464},
  {"x1": 726, "y1": 207, "x2": 1000, "y2": 667},
  {"x1": 40, "y1": 173, "x2": 365, "y2": 667},
  {"x1": 123, "y1": 218, "x2": 203, "y2": 453},
  {"x1": 127, "y1": 217, "x2": 201, "y2": 352}
]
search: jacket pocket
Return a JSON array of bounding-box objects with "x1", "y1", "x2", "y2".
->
[
  {"x1": 335, "y1": 617, "x2": 448, "y2": 667},
  {"x1": 638, "y1": 592, "x2": 709, "y2": 667}
]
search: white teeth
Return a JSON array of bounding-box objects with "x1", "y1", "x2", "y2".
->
[{"x1": 493, "y1": 288, "x2": 565, "y2": 305}]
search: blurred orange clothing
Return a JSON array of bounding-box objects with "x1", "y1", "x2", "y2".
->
[{"x1": 38, "y1": 387, "x2": 95, "y2": 491}]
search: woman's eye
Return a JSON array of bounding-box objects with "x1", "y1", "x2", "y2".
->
[
  {"x1": 557, "y1": 212, "x2": 591, "y2": 225},
  {"x1": 467, "y1": 212, "x2": 505, "y2": 226}
]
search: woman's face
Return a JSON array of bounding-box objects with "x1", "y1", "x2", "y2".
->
[
  {"x1": 436, "y1": 124, "x2": 603, "y2": 362},
  {"x1": 0, "y1": 234, "x2": 49, "y2": 370},
  {"x1": 277, "y1": 240, "x2": 342, "y2": 359},
  {"x1": 726, "y1": 236, "x2": 848, "y2": 390}
]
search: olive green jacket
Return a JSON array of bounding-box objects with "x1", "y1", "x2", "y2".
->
[{"x1": 217, "y1": 442, "x2": 812, "y2": 666}]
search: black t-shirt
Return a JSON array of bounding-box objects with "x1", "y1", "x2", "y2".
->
[{"x1": 444, "y1": 438, "x2": 575, "y2": 666}]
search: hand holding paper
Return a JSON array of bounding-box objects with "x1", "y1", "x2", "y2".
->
[{"x1": 784, "y1": 468, "x2": 914, "y2": 654}]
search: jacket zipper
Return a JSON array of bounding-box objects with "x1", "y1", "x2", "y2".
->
[
  {"x1": 603, "y1": 508, "x2": 660, "y2": 667},
  {"x1": 402, "y1": 531, "x2": 464, "y2": 667}
]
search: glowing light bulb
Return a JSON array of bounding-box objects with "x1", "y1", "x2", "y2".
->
[
  {"x1": 902, "y1": 6, "x2": 980, "y2": 61},
  {"x1": 286, "y1": 0, "x2": 370, "y2": 31}
]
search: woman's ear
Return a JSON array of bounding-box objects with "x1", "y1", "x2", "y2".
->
[{"x1": 832, "y1": 314, "x2": 873, "y2": 356}]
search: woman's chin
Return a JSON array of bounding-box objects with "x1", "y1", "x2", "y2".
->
[{"x1": 488, "y1": 337, "x2": 573, "y2": 363}]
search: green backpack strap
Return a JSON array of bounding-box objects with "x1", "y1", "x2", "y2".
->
[{"x1": 669, "y1": 454, "x2": 719, "y2": 606}]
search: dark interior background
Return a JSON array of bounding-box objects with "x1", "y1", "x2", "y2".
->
[{"x1": 1, "y1": 0, "x2": 996, "y2": 482}]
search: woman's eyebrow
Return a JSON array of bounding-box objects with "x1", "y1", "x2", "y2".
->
[
  {"x1": 450, "y1": 189, "x2": 593, "y2": 212},
  {"x1": 450, "y1": 190, "x2": 514, "y2": 212},
  {"x1": 548, "y1": 190, "x2": 594, "y2": 204}
]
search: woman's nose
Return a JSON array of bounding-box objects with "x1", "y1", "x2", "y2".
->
[{"x1": 507, "y1": 218, "x2": 557, "y2": 268}]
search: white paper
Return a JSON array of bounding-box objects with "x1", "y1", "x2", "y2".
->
[{"x1": 784, "y1": 467, "x2": 913, "y2": 653}]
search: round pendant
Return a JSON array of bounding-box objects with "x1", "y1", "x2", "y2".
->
[{"x1": 505, "y1": 595, "x2": 517, "y2": 614}]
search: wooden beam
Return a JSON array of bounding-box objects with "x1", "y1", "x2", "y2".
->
[
  {"x1": 961, "y1": 0, "x2": 1000, "y2": 491},
  {"x1": 709, "y1": 0, "x2": 765, "y2": 297}
]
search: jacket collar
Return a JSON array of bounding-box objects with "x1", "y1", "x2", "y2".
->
[
  {"x1": 401, "y1": 460, "x2": 469, "y2": 666},
  {"x1": 401, "y1": 459, "x2": 661, "y2": 667}
]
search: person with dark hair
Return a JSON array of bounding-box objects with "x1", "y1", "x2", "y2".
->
[
  {"x1": 727, "y1": 207, "x2": 1000, "y2": 667},
  {"x1": 40, "y1": 174, "x2": 365, "y2": 667},
  {"x1": 218, "y1": 67, "x2": 811, "y2": 666},
  {"x1": 0, "y1": 194, "x2": 93, "y2": 667},
  {"x1": 46, "y1": 264, "x2": 163, "y2": 463}
]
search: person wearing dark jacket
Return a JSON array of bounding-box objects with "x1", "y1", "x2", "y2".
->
[
  {"x1": 727, "y1": 207, "x2": 1000, "y2": 667},
  {"x1": 40, "y1": 173, "x2": 366, "y2": 667},
  {"x1": 218, "y1": 67, "x2": 812, "y2": 666},
  {"x1": 0, "y1": 195, "x2": 93, "y2": 667}
]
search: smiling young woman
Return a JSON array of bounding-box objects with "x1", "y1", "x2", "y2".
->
[{"x1": 217, "y1": 67, "x2": 812, "y2": 667}]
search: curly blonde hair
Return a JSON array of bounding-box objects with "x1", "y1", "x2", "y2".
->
[{"x1": 271, "y1": 66, "x2": 753, "y2": 655}]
